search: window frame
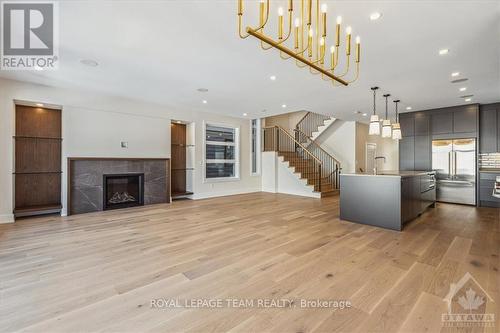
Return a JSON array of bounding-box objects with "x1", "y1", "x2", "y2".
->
[{"x1": 203, "y1": 121, "x2": 240, "y2": 183}]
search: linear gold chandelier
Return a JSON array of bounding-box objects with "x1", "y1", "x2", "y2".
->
[{"x1": 237, "y1": 0, "x2": 361, "y2": 86}]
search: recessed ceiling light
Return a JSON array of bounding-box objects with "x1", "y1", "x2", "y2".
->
[
  {"x1": 202, "y1": 100, "x2": 207, "y2": 104},
  {"x1": 451, "y1": 72, "x2": 460, "y2": 77},
  {"x1": 362, "y1": 113, "x2": 368, "y2": 117},
  {"x1": 177, "y1": 120, "x2": 182, "y2": 124},
  {"x1": 459, "y1": 87, "x2": 467, "y2": 92},
  {"x1": 35, "y1": 103, "x2": 44, "y2": 107},
  {"x1": 243, "y1": 113, "x2": 248, "y2": 116},
  {"x1": 406, "y1": 106, "x2": 412, "y2": 110},
  {"x1": 80, "y1": 59, "x2": 98, "y2": 67},
  {"x1": 270, "y1": 75, "x2": 277, "y2": 81},
  {"x1": 465, "y1": 98, "x2": 472, "y2": 102},
  {"x1": 197, "y1": 88, "x2": 209, "y2": 92},
  {"x1": 370, "y1": 12, "x2": 382, "y2": 20},
  {"x1": 439, "y1": 49, "x2": 449, "y2": 55},
  {"x1": 281, "y1": 104, "x2": 287, "y2": 108}
]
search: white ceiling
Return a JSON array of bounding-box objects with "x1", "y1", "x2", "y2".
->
[{"x1": 1, "y1": 0, "x2": 499, "y2": 122}]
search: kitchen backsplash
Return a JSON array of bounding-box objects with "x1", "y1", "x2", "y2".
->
[{"x1": 479, "y1": 153, "x2": 500, "y2": 169}]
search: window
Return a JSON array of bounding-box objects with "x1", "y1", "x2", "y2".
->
[
  {"x1": 251, "y1": 119, "x2": 261, "y2": 175},
  {"x1": 204, "y1": 123, "x2": 239, "y2": 180}
]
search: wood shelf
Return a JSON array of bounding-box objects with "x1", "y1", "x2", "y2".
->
[
  {"x1": 14, "y1": 136, "x2": 62, "y2": 140},
  {"x1": 13, "y1": 171, "x2": 62, "y2": 175},
  {"x1": 14, "y1": 204, "x2": 62, "y2": 214}
]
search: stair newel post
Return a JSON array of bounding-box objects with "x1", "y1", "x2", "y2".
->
[
  {"x1": 318, "y1": 164, "x2": 322, "y2": 192},
  {"x1": 275, "y1": 127, "x2": 280, "y2": 152}
]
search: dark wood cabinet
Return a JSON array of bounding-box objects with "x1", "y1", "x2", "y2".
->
[
  {"x1": 14, "y1": 105, "x2": 62, "y2": 217},
  {"x1": 400, "y1": 114, "x2": 414, "y2": 137},
  {"x1": 414, "y1": 135, "x2": 431, "y2": 170},
  {"x1": 453, "y1": 107, "x2": 477, "y2": 133},
  {"x1": 399, "y1": 136, "x2": 415, "y2": 171},
  {"x1": 479, "y1": 106, "x2": 498, "y2": 153},
  {"x1": 431, "y1": 112, "x2": 453, "y2": 135},
  {"x1": 414, "y1": 113, "x2": 430, "y2": 135}
]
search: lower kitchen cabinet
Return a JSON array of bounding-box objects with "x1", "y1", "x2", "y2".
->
[{"x1": 479, "y1": 172, "x2": 500, "y2": 207}]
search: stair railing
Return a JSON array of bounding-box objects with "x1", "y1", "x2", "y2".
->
[
  {"x1": 263, "y1": 126, "x2": 323, "y2": 192},
  {"x1": 295, "y1": 112, "x2": 332, "y2": 139},
  {"x1": 294, "y1": 128, "x2": 342, "y2": 190}
]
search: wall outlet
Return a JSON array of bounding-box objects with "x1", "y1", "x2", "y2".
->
[{"x1": 121, "y1": 141, "x2": 128, "y2": 148}]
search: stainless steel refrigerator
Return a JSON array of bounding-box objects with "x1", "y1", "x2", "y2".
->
[{"x1": 431, "y1": 139, "x2": 476, "y2": 205}]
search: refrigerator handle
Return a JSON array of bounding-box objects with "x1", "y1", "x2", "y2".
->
[
  {"x1": 448, "y1": 151, "x2": 452, "y2": 178},
  {"x1": 454, "y1": 151, "x2": 458, "y2": 177}
]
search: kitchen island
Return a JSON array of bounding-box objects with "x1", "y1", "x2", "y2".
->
[{"x1": 340, "y1": 171, "x2": 436, "y2": 231}]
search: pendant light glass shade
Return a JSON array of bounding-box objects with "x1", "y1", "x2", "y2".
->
[
  {"x1": 382, "y1": 119, "x2": 392, "y2": 138},
  {"x1": 369, "y1": 116, "x2": 380, "y2": 135},
  {"x1": 392, "y1": 123, "x2": 402, "y2": 140},
  {"x1": 393, "y1": 99, "x2": 402, "y2": 140},
  {"x1": 369, "y1": 87, "x2": 380, "y2": 136},
  {"x1": 381, "y1": 94, "x2": 392, "y2": 138}
]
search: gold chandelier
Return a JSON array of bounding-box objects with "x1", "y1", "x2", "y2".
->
[{"x1": 237, "y1": 0, "x2": 361, "y2": 86}]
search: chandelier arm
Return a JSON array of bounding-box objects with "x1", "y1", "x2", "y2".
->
[
  {"x1": 238, "y1": 16, "x2": 250, "y2": 39},
  {"x1": 346, "y1": 63, "x2": 360, "y2": 83},
  {"x1": 337, "y1": 56, "x2": 351, "y2": 77},
  {"x1": 239, "y1": 0, "x2": 270, "y2": 39},
  {"x1": 247, "y1": 28, "x2": 348, "y2": 86},
  {"x1": 261, "y1": 9, "x2": 293, "y2": 51}
]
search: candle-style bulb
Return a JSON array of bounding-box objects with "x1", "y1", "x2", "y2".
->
[
  {"x1": 336, "y1": 16, "x2": 342, "y2": 24},
  {"x1": 278, "y1": 7, "x2": 284, "y2": 16},
  {"x1": 309, "y1": 28, "x2": 314, "y2": 37},
  {"x1": 294, "y1": 18, "x2": 300, "y2": 27},
  {"x1": 321, "y1": 4, "x2": 327, "y2": 13},
  {"x1": 346, "y1": 26, "x2": 352, "y2": 35},
  {"x1": 320, "y1": 37, "x2": 325, "y2": 46},
  {"x1": 330, "y1": 46, "x2": 335, "y2": 54},
  {"x1": 356, "y1": 36, "x2": 361, "y2": 44}
]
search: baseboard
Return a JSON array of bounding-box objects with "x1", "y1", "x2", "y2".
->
[
  {"x1": 0, "y1": 214, "x2": 15, "y2": 224},
  {"x1": 191, "y1": 189, "x2": 261, "y2": 200}
]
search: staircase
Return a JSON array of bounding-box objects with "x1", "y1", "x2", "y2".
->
[
  {"x1": 295, "y1": 112, "x2": 336, "y2": 143},
  {"x1": 263, "y1": 124, "x2": 341, "y2": 198}
]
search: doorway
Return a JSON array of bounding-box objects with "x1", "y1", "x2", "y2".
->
[{"x1": 366, "y1": 143, "x2": 377, "y2": 174}]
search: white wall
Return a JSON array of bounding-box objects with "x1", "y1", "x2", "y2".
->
[
  {"x1": 355, "y1": 122, "x2": 399, "y2": 172},
  {"x1": 314, "y1": 120, "x2": 357, "y2": 173},
  {"x1": 0, "y1": 78, "x2": 261, "y2": 222}
]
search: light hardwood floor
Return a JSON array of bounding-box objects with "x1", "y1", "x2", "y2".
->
[{"x1": 0, "y1": 192, "x2": 498, "y2": 332}]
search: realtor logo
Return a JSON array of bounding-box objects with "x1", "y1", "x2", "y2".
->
[
  {"x1": 442, "y1": 272, "x2": 495, "y2": 328},
  {"x1": 1, "y1": 1, "x2": 58, "y2": 70}
]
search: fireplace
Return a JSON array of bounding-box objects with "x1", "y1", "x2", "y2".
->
[{"x1": 103, "y1": 173, "x2": 144, "y2": 210}]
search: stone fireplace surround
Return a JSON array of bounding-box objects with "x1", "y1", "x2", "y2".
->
[{"x1": 68, "y1": 158, "x2": 170, "y2": 215}]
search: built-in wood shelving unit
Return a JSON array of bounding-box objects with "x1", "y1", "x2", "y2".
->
[{"x1": 14, "y1": 105, "x2": 62, "y2": 217}]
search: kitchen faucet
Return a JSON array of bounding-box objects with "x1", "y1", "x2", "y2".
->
[{"x1": 374, "y1": 156, "x2": 386, "y2": 175}]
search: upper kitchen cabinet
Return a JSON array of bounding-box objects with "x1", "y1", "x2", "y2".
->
[
  {"x1": 414, "y1": 112, "x2": 430, "y2": 135},
  {"x1": 400, "y1": 114, "x2": 414, "y2": 137},
  {"x1": 431, "y1": 105, "x2": 478, "y2": 136},
  {"x1": 453, "y1": 106, "x2": 477, "y2": 133},
  {"x1": 431, "y1": 112, "x2": 453, "y2": 135},
  {"x1": 479, "y1": 103, "x2": 500, "y2": 153}
]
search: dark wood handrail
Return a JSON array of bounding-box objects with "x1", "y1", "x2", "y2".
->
[{"x1": 293, "y1": 128, "x2": 342, "y2": 167}]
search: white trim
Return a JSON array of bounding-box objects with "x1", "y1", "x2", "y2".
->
[
  {"x1": 0, "y1": 214, "x2": 15, "y2": 224},
  {"x1": 250, "y1": 118, "x2": 261, "y2": 176},
  {"x1": 203, "y1": 121, "x2": 240, "y2": 183}
]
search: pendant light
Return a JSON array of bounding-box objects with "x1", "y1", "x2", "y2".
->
[
  {"x1": 382, "y1": 94, "x2": 392, "y2": 138},
  {"x1": 392, "y1": 99, "x2": 402, "y2": 140},
  {"x1": 369, "y1": 87, "x2": 380, "y2": 135}
]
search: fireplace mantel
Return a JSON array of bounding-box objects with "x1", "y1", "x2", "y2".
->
[{"x1": 67, "y1": 157, "x2": 170, "y2": 215}]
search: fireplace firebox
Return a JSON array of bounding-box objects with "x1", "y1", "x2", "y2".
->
[{"x1": 103, "y1": 173, "x2": 144, "y2": 210}]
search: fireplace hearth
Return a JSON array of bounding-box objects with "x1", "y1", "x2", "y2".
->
[{"x1": 103, "y1": 173, "x2": 144, "y2": 210}]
